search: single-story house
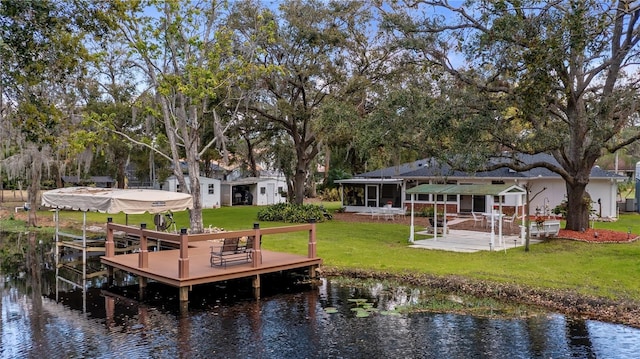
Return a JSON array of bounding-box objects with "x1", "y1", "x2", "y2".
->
[
  {"x1": 221, "y1": 177, "x2": 288, "y2": 206},
  {"x1": 336, "y1": 153, "x2": 626, "y2": 219},
  {"x1": 164, "y1": 175, "x2": 222, "y2": 208}
]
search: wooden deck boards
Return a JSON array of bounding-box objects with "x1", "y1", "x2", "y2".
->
[
  {"x1": 100, "y1": 222, "x2": 322, "y2": 302},
  {"x1": 101, "y1": 240, "x2": 322, "y2": 288}
]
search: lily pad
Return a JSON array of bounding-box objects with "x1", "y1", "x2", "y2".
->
[
  {"x1": 380, "y1": 310, "x2": 402, "y2": 316},
  {"x1": 347, "y1": 298, "x2": 368, "y2": 304}
]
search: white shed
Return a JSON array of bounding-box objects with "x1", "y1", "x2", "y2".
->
[
  {"x1": 221, "y1": 177, "x2": 288, "y2": 206},
  {"x1": 164, "y1": 176, "x2": 222, "y2": 208}
]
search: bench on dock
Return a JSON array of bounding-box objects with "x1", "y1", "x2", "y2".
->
[
  {"x1": 528, "y1": 221, "x2": 561, "y2": 238},
  {"x1": 210, "y1": 237, "x2": 252, "y2": 268}
]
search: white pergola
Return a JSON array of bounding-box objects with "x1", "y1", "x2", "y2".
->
[{"x1": 406, "y1": 184, "x2": 527, "y2": 249}]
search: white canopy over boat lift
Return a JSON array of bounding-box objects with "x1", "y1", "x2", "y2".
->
[
  {"x1": 41, "y1": 185, "x2": 194, "y2": 246},
  {"x1": 406, "y1": 184, "x2": 527, "y2": 250},
  {"x1": 41, "y1": 187, "x2": 194, "y2": 306}
]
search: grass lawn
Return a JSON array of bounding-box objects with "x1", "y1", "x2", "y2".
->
[{"x1": 4, "y1": 201, "x2": 640, "y2": 302}]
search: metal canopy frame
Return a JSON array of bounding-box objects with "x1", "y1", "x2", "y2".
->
[{"x1": 406, "y1": 184, "x2": 527, "y2": 249}]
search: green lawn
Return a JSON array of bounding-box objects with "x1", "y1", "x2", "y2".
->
[{"x1": 8, "y1": 202, "x2": 640, "y2": 301}]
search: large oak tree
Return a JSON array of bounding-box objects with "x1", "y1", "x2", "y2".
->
[
  {"x1": 106, "y1": 0, "x2": 267, "y2": 232},
  {"x1": 382, "y1": 0, "x2": 640, "y2": 230},
  {"x1": 0, "y1": 0, "x2": 97, "y2": 226},
  {"x1": 230, "y1": 0, "x2": 394, "y2": 203}
]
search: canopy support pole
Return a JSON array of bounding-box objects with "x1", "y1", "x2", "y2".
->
[
  {"x1": 443, "y1": 197, "x2": 448, "y2": 239},
  {"x1": 520, "y1": 194, "x2": 526, "y2": 243},
  {"x1": 82, "y1": 211, "x2": 87, "y2": 291},
  {"x1": 433, "y1": 197, "x2": 438, "y2": 241},
  {"x1": 54, "y1": 209, "x2": 59, "y2": 267},
  {"x1": 409, "y1": 194, "x2": 415, "y2": 243}
]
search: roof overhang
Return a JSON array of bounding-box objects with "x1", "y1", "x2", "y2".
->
[
  {"x1": 334, "y1": 178, "x2": 404, "y2": 184},
  {"x1": 406, "y1": 183, "x2": 526, "y2": 196},
  {"x1": 222, "y1": 177, "x2": 285, "y2": 186}
]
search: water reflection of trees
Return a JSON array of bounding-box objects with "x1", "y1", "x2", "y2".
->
[
  {"x1": 0, "y1": 232, "x2": 635, "y2": 358},
  {"x1": 565, "y1": 318, "x2": 596, "y2": 357},
  {"x1": 26, "y1": 232, "x2": 46, "y2": 357},
  {"x1": 1, "y1": 231, "x2": 27, "y2": 273}
]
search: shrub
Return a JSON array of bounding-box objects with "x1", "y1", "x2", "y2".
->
[
  {"x1": 257, "y1": 203, "x2": 332, "y2": 223},
  {"x1": 553, "y1": 200, "x2": 567, "y2": 217},
  {"x1": 319, "y1": 187, "x2": 340, "y2": 201},
  {"x1": 418, "y1": 207, "x2": 434, "y2": 218}
]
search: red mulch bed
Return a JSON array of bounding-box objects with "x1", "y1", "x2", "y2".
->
[{"x1": 558, "y1": 228, "x2": 638, "y2": 243}]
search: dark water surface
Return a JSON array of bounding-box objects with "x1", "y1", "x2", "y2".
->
[{"x1": 2, "y1": 234, "x2": 640, "y2": 358}]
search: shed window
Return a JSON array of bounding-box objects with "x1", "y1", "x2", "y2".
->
[
  {"x1": 208, "y1": 184, "x2": 215, "y2": 194},
  {"x1": 260, "y1": 187, "x2": 266, "y2": 194}
]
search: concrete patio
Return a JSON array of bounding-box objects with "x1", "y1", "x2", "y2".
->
[{"x1": 409, "y1": 218, "x2": 544, "y2": 252}]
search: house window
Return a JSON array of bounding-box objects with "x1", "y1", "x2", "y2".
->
[
  {"x1": 176, "y1": 184, "x2": 182, "y2": 193},
  {"x1": 406, "y1": 181, "x2": 430, "y2": 201},
  {"x1": 260, "y1": 187, "x2": 266, "y2": 194},
  {"x1": 208, "y1": 184, "x2": 215, "y2": 194},
  {"x1": 435, "y1": 181, "x2": 457, "y2": 202}
]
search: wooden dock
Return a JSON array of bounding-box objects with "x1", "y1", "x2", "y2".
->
[{"x1": 101, "y1": 220, "x2": 322, "y2": 302}]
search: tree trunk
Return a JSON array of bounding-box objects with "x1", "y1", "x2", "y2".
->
[
  {"x1": 187, "y1": 156, "x2": 203, "y2": 234},
  {"x1": 564, "y1": 180, "x2": 590, "y2": 231},
  {"x1": 292, "y1": 167, "x2": 306, "y2": 204},
  {"x1": 323, "y1": 147, "x2": 331, "y2": 186},
  {"x1": 244, "y1": 134, "x2": 259, "y2": 177},
  {"x1": 309, "y1": 177, "x2": 317, "y2": 198},
  {"x1": 27, "y1": 156, "x2": 41, "y2": 227},
  {"x1": 116, "y1": 157, "x2": 127, "y2": 189}
]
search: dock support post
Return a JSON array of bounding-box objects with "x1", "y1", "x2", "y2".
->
[
  {"x1": 107, "y1": 267, "x2": 114, "y2": 286},
  {"x1": 138, "y1": 223, "x2": 148, "y2": 268},
  {"x1": 105, "y1": 218, "x2": 115, "y2": 258},
  {"x1": 252, "y1": 223, "x2": 262, "y2": 267},
  {"x1": 178, "y1": 228, "x2": 189, "y2": 279},
  {"x1": 308, "y1": 219, "x2": 317, "y2": 258},
  {"x1": 105, "y1": 218, "x2": 115, "y2": 286},
  {"x1": 309, "y1": 265, "x2": 317, "y2": 280},
  {"x1": 252, "y1": 274, "x2": 261, "y2": 299},
  {"x1": 179, "y1": 286, "x2": 189, "y2": 302},
  {"x1": 138, "y1": 277, "x2": 147, "y2": 300}
]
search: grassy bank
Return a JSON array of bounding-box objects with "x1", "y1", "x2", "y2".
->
[{"x1": 3, "y1": 201, "x2": 640, "y2": 303}]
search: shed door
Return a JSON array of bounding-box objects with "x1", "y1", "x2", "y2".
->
[{"x1": 267, "y1": 183, "x2": 275, "y2": 204}]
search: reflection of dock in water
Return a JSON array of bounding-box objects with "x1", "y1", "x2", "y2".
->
[{"x1": 54, "y1": 223, "x2": 144, "y2": 313}]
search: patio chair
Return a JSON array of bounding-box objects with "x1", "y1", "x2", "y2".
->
[
  {"x1": 503, "y1": 212, "x2": 517, "y2": 229},
  {"x1": 396, "y1": 206, "x2": 408, "y2": 219},
  {"x1": 471, "y1": 212, "x2": 483, "y2": 228}
]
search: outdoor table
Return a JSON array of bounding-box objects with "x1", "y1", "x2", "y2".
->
[{"x1": 381, "y1": 204, "x2": 395, "y2": 220}]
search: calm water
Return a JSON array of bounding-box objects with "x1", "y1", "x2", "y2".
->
[{"x1": 2, "y1": 233, "x2": 640, "y2": 358}]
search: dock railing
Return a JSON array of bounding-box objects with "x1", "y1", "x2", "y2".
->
[{"x1": 104, "y1": 218, "x2": 318, "y2": 279}]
